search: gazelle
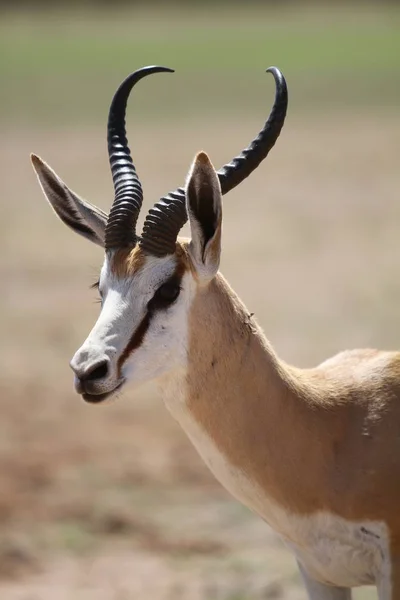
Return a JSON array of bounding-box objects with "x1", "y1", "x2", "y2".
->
[{"x1": 31, "y1": 65, "x2": 400, "y2": 600}]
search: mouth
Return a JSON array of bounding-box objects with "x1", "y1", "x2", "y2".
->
[{"x1": 81, "y1": 380, "x2": 125, "y2": 404}]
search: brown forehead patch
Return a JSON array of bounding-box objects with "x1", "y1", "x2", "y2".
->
[
  {"x1": 109, "y1": 246, "x2": 147, "y2": 278},
  {"x1": 110, "y1": 242, "x2": 190, "y2": 279},
  {"x1": 175, "y1": 241, "x2": 191, "y2": 275}
]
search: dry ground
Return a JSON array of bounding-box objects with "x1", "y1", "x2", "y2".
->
[{"x1": 0, "y1": 110, "x2": 399, "y2": 598}]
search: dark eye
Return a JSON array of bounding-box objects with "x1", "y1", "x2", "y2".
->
[
  {"x1": 90, "y1": 280, "x2": 105, "y2": 304},
  {"x1": 149, "y1": 280, "x2": 181, "y2": 310}
]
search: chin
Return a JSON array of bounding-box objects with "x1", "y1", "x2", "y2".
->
[{"x1": 81, "y1": 380, "x2": 125, "y2": 404}]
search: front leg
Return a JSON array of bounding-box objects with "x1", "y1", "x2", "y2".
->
[{"x1": 298, "y1": 562, "x2": 352, "y2": 600}]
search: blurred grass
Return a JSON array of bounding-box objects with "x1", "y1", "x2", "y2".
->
[{"x1": 0, "y1": 3, "x2": 399, "y2": 126}]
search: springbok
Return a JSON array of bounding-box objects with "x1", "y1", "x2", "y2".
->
[{"x1": 31, "y1": 65, "x2": 400, "y2": 600}]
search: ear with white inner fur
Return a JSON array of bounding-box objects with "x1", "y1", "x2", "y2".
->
[
  {"x1": 31, "y1": 154, "x2": 107, "y2": 247},
  {"x1": 186, "y1": 152, "x2": 222, "y2": 281}
]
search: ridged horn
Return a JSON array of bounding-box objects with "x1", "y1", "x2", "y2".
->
[
  {"x1": 105, "y1": 65, "x2": 174, "y2": 251},
  {"x1": 140, "y1": 66, "x2": 288, "y2": 257}
]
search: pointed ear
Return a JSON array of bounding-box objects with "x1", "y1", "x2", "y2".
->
[
  {"x1": 31, "y1": 154, "x2": 107, "y2": 247},
  {"x1": 186, "y1": 152, "x2": 222, "y2": 281}
]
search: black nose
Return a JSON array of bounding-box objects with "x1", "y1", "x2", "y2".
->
[{"x1": 80, "y1": 360, "x2": 109, "y2": 382}]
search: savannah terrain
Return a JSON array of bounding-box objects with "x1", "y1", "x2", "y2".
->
[{"x1": 0, "y1": 3, "x2": 399, "y2": 598}]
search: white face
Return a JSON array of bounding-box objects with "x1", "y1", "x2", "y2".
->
[
  {"x1": 32, "y1": 150, "x2": 223, "y2": 404},
  {"x1": 70, "y1": 250, "x2": 195, "y2": 403}
]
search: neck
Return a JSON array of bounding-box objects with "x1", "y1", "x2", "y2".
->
[
  {"x1": 185, "y1": 272, "x2": 298, "y2": 412},
  {"x1": 157, "y1": 273, "x2": 400, "y2": 530},
  {"x1": 160, "y1": 273, "x2": 318, "y2": 516}
]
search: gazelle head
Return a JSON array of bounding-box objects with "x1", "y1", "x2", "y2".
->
[{"x1": 31, "y1": 65, "x2": 287, "y2": 404}]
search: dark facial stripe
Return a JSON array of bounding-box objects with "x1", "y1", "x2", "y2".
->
[
  {"x1": 117, "y1": 311, "x2": 151, "y2": 377},
  {"x1": 116, "y1": 259, "x2": 187, "y2": 376}
]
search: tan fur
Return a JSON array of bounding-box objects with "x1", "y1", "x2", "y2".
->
[
  {"x1": 111, "y1": 244, "x2": 190, "y2": 279},
  {"x1": 392, "y1": 555, "x2": 400, "y2": 597},
  {"x1": 110, "y1": 246, "x2": 147, "y2": 278},
  {"x1": 194, "y1": 151, "x2": 214, "y2": 167},
  {"x1": 186, "y1": 271, "x2": 400, "y2": 537}
]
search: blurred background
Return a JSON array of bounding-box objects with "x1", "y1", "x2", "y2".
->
[{"x1": 0, "y1": 1, "x2": 399, "y2": 598}]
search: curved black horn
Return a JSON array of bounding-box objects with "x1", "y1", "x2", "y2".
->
[
  {"x1": 105, "y1": 65, "x2": 174, "y2": 251},
  {"x1": 140, "y1": 66, "x2": 288, "y2": 257}
]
